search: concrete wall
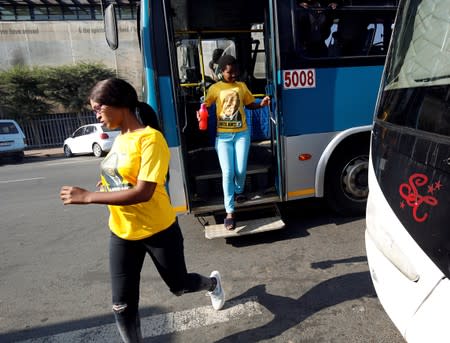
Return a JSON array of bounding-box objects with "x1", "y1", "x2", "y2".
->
[{"x1": 0, "y1": 20, "x2": 142, "y2": 89}]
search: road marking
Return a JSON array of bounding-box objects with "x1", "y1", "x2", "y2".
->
[
  {"x1": 0, "y1": 177, "x2": 45, "y2": 184},
  {"x1": 46, "y1": 158, "x2": 100, "y2": 166},
  {"x1": 18, "y1": 296, "x2": 262, "y2": 342}
]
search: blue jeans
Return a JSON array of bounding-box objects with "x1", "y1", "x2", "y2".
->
[{"x1": 215, "y1": 130, "x2": 251, "y2": 213}]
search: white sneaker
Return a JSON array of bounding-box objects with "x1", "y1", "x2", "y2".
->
[{"x1": 208, "y1": 271, "x2": 225, "y2": 310}]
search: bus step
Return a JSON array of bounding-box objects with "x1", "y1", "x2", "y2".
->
[
  {"x1": 194, "y1": 164, "x2": 270, "y2": 181},
  {"x1": 204, "y1": 216, "x2": 285, "y2": 239}
]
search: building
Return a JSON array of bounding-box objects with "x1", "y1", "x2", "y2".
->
[{"x1": 0, "y1": 1, "x2": 141, "y2": 87}]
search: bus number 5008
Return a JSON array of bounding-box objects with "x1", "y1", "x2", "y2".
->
[{"x1": 283, "y1": 69, "x2": 316, "y2": 89}]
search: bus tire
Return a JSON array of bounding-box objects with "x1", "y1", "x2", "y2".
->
[{"x1": 325, "y1": 146, "x2": 369, "y2": 216}]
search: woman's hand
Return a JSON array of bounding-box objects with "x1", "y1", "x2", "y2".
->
[
  {"x1": 60, "y1": 186, "x2": 91, "y2": 205},
  {"x1": 328, "y1": 2, "x2": 337, "y2": 9},
  {"x1": 260, "y1": 96, "x2": 271, "y2": 108}
]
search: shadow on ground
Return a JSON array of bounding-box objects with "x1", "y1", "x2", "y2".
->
[
  {"x1": 224, "y1": 198, "x2": 364, "y2": 247},
  {"x1": 214, "y1": 271, "x2": 375, "y2": 343}
]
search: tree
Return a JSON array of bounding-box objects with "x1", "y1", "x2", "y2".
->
[
  {"x1": 0, "y1": 65, "x2": 50, "y2": 120},
  {"x1": 0, "y1": 63, "x2": 116, "y2": 120},
  {"x1": 42, "y1": 63, "x2": 116, "y2": 112}
]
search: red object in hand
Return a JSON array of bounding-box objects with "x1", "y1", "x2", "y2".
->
[{"x1": 198, "y1": 103, "x2": 208, "y2": 130}]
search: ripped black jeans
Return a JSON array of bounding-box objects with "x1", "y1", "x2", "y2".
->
[{"x1": 110, "y1": 220, "x2": 213, "y2": 343}]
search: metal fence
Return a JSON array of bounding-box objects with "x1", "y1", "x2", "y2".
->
[{"x1": 16, "y1": 112, "x2": 97, "y2": 149}]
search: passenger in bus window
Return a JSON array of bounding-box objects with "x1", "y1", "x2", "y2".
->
[
  {"x1": 332, "y1": 0, "x2": 393, "y2": 56},
  {"x1": 296, "y1": 0, "x2": 339, "y2": 57},
  {"x1": 208, "y1": 48, "x2": 224, "y2": 81},
  {"x1": 60, "y1": 78, "x2": 225, "y2": 342},
  {"x1": 199, "y1": 55, "x2": 270, "y2": 230}
]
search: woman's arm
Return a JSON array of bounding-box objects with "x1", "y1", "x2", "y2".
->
[
  {"x1": 60, "y1": 180, "x2": 156, "y2": 206},
  {"x1": 245, "y1": 96, "x2": 271, "y2": 110}
]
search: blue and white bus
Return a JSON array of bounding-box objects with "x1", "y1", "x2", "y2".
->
[
  {"x1": 365, "y1": 0, "x2": 450, "y2": 341},
  {"x1": 104, "y1": 0, "x2": 398, "y2": 238}
]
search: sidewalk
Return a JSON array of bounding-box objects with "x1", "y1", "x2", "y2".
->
[{"x1": 24, "y1": 147, "x2": 64, "y2": 158}]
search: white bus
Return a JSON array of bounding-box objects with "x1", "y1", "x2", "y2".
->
[{"x1": 365, "y1": 0, "x2": 450, "y2": 341}]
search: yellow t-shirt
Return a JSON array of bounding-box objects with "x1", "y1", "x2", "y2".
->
[
  {"x1": 100, "y1": 126, "x2": 176, "y2": 240},
  {"x1": 204, "y1": 81, "x2": 255, "y2": 133}
]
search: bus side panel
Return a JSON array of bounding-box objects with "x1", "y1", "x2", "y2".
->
[
  {"x1": 158, "y1": 76, "x2": 179, "y2": 148},
  {"x1": 168, "y1": 146, "x2": 189, "y2": 214},
  {"x1": 365, "y1": 159, "x2": 444, "y2": 337},
  {"x1": 284, "y1": 132, "x2": 336, "y2": 200},
  {"x1": 281, "y1": 66, "x2": 383, "y2": 136},
  {"x1": 405, "y1": 278, "x2": 450, "y2": 343}
]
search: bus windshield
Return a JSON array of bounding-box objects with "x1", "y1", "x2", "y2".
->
[
  {"x1": 384, "y1": 0, "x2": 450, "y2": 90},
  {"x1": 377, "y1": 0, "x2": 450, "y2": 137}
]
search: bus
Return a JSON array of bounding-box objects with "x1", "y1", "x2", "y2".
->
[
  {"x1": 104, "y1": 0, "x2": 398, "y2": 238},
  {"x1": 365, "y1": 0, "x2": 450, "y2": 341}
]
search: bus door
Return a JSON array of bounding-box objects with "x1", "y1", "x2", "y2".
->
[
  {"x1": 265, "y1": 0, "x2": 284, "y2": 202},
  {"x1": 166, "y1": 0, "x2": 286, "y2": 237}
]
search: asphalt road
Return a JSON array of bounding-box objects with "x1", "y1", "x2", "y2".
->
[{"x1": 0, "y1": 154, "x2": 405, "y2": 343}]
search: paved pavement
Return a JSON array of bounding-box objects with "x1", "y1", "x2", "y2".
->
[{"x1": 24, "y1": 147, "x2": 64, "y2": 158}]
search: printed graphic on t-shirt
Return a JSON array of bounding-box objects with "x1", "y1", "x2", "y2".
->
[
  {"x1": 101, "y1": 152, "x2": 133, "y2": 191},
  {"x1": 218, "y1": 89, "x2": 243, "y2": 129}
]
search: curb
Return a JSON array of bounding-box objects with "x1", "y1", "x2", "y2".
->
[{"x1": 24, "y1": 148, "x2": 64, "y2": 158}]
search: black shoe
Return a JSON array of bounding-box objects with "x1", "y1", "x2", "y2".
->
[{"x1": 235, "y1": 194, "x2": 248, "y2": 204}]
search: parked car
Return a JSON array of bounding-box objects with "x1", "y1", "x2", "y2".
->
[
  {"x1": 63, "y1": 123, "x2": 120, "y2": 158},
  {"x1": 0, "y1": 119, "x2": 26, "y2": 162}
]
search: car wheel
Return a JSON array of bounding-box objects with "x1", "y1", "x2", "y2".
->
[
  {"x1": 92, "y1": 143, "x2": 104, "y2": 157},
  {"x1": 63, "y1": 145, "x2": 73, "y2": 158},
  {"x1": 13, "y1": 151, "x2": 24, "y2": 163}
]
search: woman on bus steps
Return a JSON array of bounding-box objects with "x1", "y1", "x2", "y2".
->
[
  {"x1": 199, "y1": 55, "x2": 270, "y2": 230},
  {"x1": 60, "y1": 78, "x2": 225, "y2": 343}
]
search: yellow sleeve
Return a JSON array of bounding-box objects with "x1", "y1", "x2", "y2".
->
[
  {"x1": 138, "y1": 131, "x2": 170, "y2": 185},
  {"x1": 241, "y1": 82, "x2": 256, "y2": 106},
  {"x1": 204, "y1": 84, "x2": 218, "y2": 107}
]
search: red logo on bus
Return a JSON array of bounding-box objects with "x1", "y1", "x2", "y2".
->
[{"x1": 399, "y1": 173, "x2": 440, "y2": 223}]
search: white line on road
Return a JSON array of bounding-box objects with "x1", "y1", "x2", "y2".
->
[
  {"x1": 0, "y1": 177, "x2": 45, "y2": 184},
  {"x1": 18, "y1": 296, "x2": 262, "y2": 342},
  {"x1": 46, "y1": 158, "x2": 100, "y2": 166}
]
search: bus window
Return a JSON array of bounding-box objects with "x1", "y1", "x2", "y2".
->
[
  {"x1": 200, "y1": 40, "x2": 236, "y2": 82},
  {"x1": 251, "y1": 23, "x2": 266, "y2": 79},
  {"x1": 176, "y1": 40, "x2": 201, "y2": 84},
  {"x1": 176, "y1": 39, "x2": 236, "y2": 85},
  {"x1": 294, "y1": 1, "x2": 397, "y2": 60}
]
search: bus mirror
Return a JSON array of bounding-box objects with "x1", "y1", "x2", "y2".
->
[{"x1": 104, "y1": 4, "x2": 119, "y2": 50}]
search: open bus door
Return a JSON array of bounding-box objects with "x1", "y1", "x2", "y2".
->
[
  {"x1": 203, "y1": 4, "x2": 285, "y2": 239},
  {"x1": 164, "y1": 1, "x2": 285, "y2": 238}
]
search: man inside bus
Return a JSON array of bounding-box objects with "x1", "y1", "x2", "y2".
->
[
  {"x1": 296, "y1": 0, "x2": 340, "y2": 57},
  {"x1": 208, "y1": 48, "x2": 225, "y2": 82}
]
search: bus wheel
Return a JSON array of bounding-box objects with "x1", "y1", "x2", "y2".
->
[{"x1": 325, "y1": 148, "x2": 368, "y2": 216}]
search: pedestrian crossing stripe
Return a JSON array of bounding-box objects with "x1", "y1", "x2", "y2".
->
[{"x1": 18, "y1": 297, "x2": 262, "y2": 342}]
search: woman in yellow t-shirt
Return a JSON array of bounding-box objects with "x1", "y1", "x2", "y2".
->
[
  {"x1": 201, "y1": 55, "x2": 270, "y2": 230},
  {"x1": 60, "y1": 78, "x2": 225, "y2": 342}
]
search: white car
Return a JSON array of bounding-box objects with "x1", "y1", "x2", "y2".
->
[
  {"x1": 0, "y1": 119, "x2": 26, "y2": 162},
  {"x1": 63, "y1": 123, "x2": 120, "y2": 158}
]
